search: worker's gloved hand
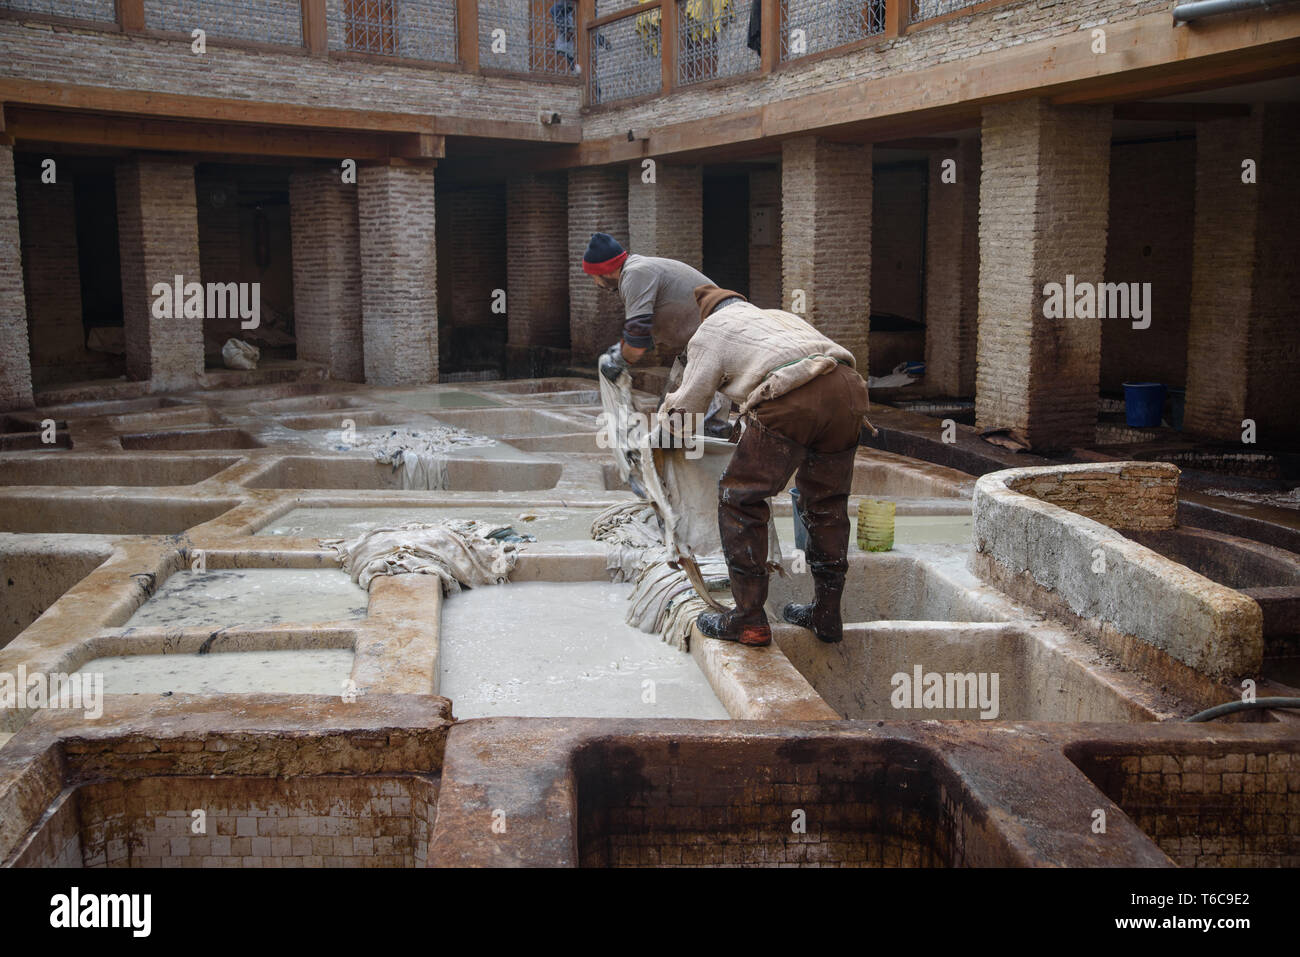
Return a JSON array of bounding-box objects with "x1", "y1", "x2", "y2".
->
[{"x1": 598, "y1": 342, "x2": 630, "y2": 384}]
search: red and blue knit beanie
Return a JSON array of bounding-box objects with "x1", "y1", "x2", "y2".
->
[{"x1": 582, "y1": 232, "x2": 627, "y2": 276}]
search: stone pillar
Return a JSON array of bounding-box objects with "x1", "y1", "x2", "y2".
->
[
  {"x1": 748, "y1": 166, "x2": 782, "y2": 309},
  {"x1": 0, "y1": 144, "x2": 33, "y2": 410},
  {"x1": 627, "y1": 161, "x2": 703, "y2": 271},
  {"x1": 1185, "y1": 104, "x2": 1300, "y2": 443},
  {"x1": 289, "y1": 168, "x2": 364, "y2": 382},
  {"x1": 506, "y1": 172, "x2": 569, "y2": 370},
  {"x1": 357, "y1": 163, "x2": 438, "y2": 385},
  {"x1": 975, "y1": 99, "x2": 1112, "y2": 450},
  {"x1": 115, "y1": 157, "x2": 204, "y2": 391},
  {"x1": 781, "y1": 136, "x2": 871, "y2": 371},
  {"x1": 567, "y1": 165, "x2": 628, "y2": 363},
  {"x1": 924, "y1": 136, "x2": 980, "y2": 397}
]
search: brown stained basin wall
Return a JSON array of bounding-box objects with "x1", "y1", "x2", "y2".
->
[
  {"x1": 0, "y1": 496, "x2": 239, "y2": 535},
  {"x1": 11, "y1": 775, "x2": 438, "y2": 868},
  {"x1": 1068, "y1": 743, "x2": 1300, "y2": 867},
  {"x1": 575, "y1": 737, "x2": 992, "y2": 867},
  {"x1": 0, "y1": 433, "x2": 72, "y2": 451},
  {"x1": 0, "y1": 456, "x2": 240, "y2": 486},
  {"x1": 119, "y1": 429, "x2": 265, "y2": 451},
  {"x1": 1127, "y1": 527, "x2": 1300, "y2": 591},
  {"x1": 245, "y1": 456, "x2": 562, "y2": 491},
  {"x1": 0, "y1": 543, "x2": 113, "y2": 647}
]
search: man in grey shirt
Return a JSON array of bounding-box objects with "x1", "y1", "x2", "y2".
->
[{"x1": 583, "y1": 233, "x2": 729, "y2": 430}]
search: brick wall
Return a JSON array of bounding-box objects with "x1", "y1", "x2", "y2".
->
[
  {"x1": 16, "y1": 165, "x2": 86, "y2": 371},
  {"x1": 506, "y1": 172, "x2": 570, "y2": 350},
  {"x1": 1005, "y1": 462, "x2": 1178, "y2": 531},
  {"x1": 0, "y1": 145, "x2": 33, "y2": 410},
  {"x1": 975, "y1": 99, "x2": 1111, "y2": 450},
  {"x1": 567, "y1": 165, "x2": 629, "y2": 362},
  {"x1": 437, "y1": 185, "x2": 506, "y2": 328},
  {"x1": 1076, "y1": 748, "x2": 1300, "y2": 867},
  {"x1": 627, "y1": 161, "x2": 703, "y2": 271},
  {"x1": 289, "y1": 168, "x2": 364, "y2": 381},
  {"x1": 357, "y1": 164, "x2": 438, "y2": 385},
  {"x1": 748, "y1": 166, "x2": 781, "y2": 309},
  {"x1": 924, "y1": 137, "x2": 980, "y2": 396},
  {"x1": 1101, "y1": 138, "x2": 1194, "y2": 393},
  {"x1": 114, "y1": 157, "x2": 205, "y2": 391},
  {"x1": 781, "y1": 136, "x2": 871, "y2": 370},
  {"x1": 871, "y1": 163, "x2": 926, "y2": 322},
  {"x1": 14, "y1": 775, "x2": 439, "y2": 868}
]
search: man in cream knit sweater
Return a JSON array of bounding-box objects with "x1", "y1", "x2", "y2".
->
[{"x1": 660, "y1": 285, "x2": 871, "y2": 648}]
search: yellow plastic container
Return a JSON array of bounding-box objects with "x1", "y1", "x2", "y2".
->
[{"x1": 857, "y1": 499, "x2": 896, "y2": 552}]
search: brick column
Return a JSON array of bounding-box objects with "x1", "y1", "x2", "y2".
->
[
  {"x1": 506, "y1": 172, "x2": 569, "y2": 370},
  {"x1": 975, "y1": 99, "x2": 1112, "y2": 450},
  {"x1": 627, "y1": 161, "x2": 702, "y2": 271},
  {"x1": 748, "y1": 166, "x2": 782, "y2": 309},
  {"x1": 781, "y1": 136, "x2": 871, "y2": 370},
  {"x1": 1185, "y1": 104, "x2": 1300, "y2": 443},
  {"x1": 357, "y1": 163, "x2": 438, "y2": 385},
  {"x1": 924, "y1": 136, "x2": 980, "y2": 397},
  {"x1": 289, "y1": 168, "x2": 364, "y2": 382},
  {"x1": 0, "y1": 145, "x2": 33, "y2": 410},
  {"x1": 116, "y1": 157, "x2": 204, "y2": 391},
  {"x1": 567, "y1": 165, "x2": 628, "y2": 363}
]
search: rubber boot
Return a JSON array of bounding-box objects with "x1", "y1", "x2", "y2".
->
[
  {"x1": 696, "y1": 570, "x2": 772, "y2": 646},
  {"x1": 782, "y1": 445, "x2": 856, "y2": 644},
  {"x1": 782, "y1": 574, "x2": 846, "y2": 643}
]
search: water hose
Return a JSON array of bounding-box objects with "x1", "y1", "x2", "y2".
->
[{"x1": 1183, "y1": 697, "x2": 1300, "y2": 722}]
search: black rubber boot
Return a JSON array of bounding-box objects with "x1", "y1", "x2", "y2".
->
[
  {"x1": 781, "y1": 574, "x2": 845, "y2": 643},
  {"x1": 695, "y1": 570, "x2": 772, "y2": 647}
]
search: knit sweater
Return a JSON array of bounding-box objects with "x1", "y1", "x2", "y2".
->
[{"x1": 661, "y1": 300, "x2": 857, "y2": 416}]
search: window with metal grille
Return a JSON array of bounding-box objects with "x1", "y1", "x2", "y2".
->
[
  {"x1": 779, "y1": 0, "x2": 885, "y2": 62},
  {"x1": 911, "y1": 0, "x2": 982, "y2": 23},
  {"x1": 676, "y1": 0, "x2": 757, "y2": 87},
  {"x1": 329, "y1": 0, "x2": 458, "y2": 62},
  {"x1": 589, "y1": 12, "x2": 661, "y2": 105},
  {"x1": 478, "y1": 1, "x2": 580, "y2": 76}
]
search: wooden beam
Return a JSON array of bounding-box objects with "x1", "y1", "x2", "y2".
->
[
  {"x1": 117, "y1": 0, "x2": 145, "y2": 32},
  {"x1": 589, "y1": 0, "x2": 660, "y2": 32},
  {"x1": 457, "y1": 0, "x2": 479, "y2": 73},
  {"x1": 5, "y1": 107, "x2": 400, "y2": 160},
  {"x1": 1112, "y1": 101, "x2": 1252, "y2": 122},
  {"x1": 391, "y1": 132, "x2": 446, "y2": 158},
  {"x1": 761, "y1": 0, "x2": 779, "y2": 73},
  {"x1": 301, "y1": 0, "x2": 327, "y2": 54},
  {"x1": 577, "y1": 0, "x2": 594, "y2": 107},
  {"x1": 885, "y1": 0, "x2": 910, "y2": 38},
  {"x1": 661, "y1": 0, "x2": 677, "y2": 95}
]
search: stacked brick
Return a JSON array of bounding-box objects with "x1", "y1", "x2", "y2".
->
[
  {"x1": 627, "y1": 161, "x2": 703, "y2": 271},
  {"x1": 975, "y1": 99, "x2": 1111, "y2": 450},
  {"x1": 357, "y1": 164, "x2": 438, "y2": 385},
  {"x1": 781, "y1": 136, "x2": 871, "y2": 371},
  {"x1": 0, "y1": 146, "x2": 34, "y2": 410},
  {"x1": 289, "y1": 168, "x2": 364, "y2": 382},
  {"x1": 115, "y1": 157, "x2": 205, "y2": 391},
  {"x1": 924, "y1": 137, "x2": 980, "y2": 397},
  {"x1": 506, "y1": 172, "x2": 570, "y2": 351},
  {"x1": 567, "y1": 165, "x2": 628, "y2": 362},
  {"x1": 1005, "y1": 463, "x2": 1179, "y2": 531}
]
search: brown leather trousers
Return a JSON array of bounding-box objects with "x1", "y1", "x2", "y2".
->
[{"x1": 718, "y1": 364, "x2": 869, "y2": 620}]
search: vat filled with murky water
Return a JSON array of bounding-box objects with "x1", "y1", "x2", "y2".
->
[
  {"x1": 438, "y1": 581, "x2": 729, "y2": 719},
  {"x1": 76, "y1": 648, "x2": 354, "y2": 696},
  {"x1": 125, "y1": 569, "x2": 368, "y2": 628}
]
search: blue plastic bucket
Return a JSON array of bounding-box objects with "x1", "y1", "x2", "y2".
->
[
  {"x1": 790, "y1": 488, "x2": 808, "y2": 552},
  {"x1": 1123, "y1": 382, "x2": 1166, "y2": 428}
]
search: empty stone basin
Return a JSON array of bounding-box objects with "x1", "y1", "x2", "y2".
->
[
  {"x1": 775, "y1": 622, "x2": 1163, "y2": 722},
  {"x1": 258, "y1": 505, "x2": 600, "y2": 540},
  {"x1": 119, "y1": 429, "x2": 264, "y2": 451},
  {"x1": 1, "y1": 541, "x2": 112, "y2": 647},
  {"x1": 0, "y1": 432, "x2": 72, "y2": 451},
  {"x1": 768, "y1": 552, "x2": 1009, "y2": 623},
  {"x1": 0, "y1": 496, "x2": 238, "y2": 535},
  {"x1": 1069, "y1": 743, "x2": 1300, "y2": 866},
  {"x1": 126, "y1": 569, "x2": 368, "y2": 628},
  {"x1": 244, "y1": 456, "x2": 562, "y2": 491},
  {"x1": 8, "y1": 774, "x2": 438, "y2": 867},
  {"x1": 106, "y1": 406, "x2": 222, "y2": 430},
  {"x1": 438, "y1": 582, "x2": 729, "y2": 719},
  {"x1": 76, "y1": 648, "x2": 354, "y2": 696},
  {"x1": 0, "y1": 455, "x2": 239, "y2": 486},
  {"x1": 388, "y1": 390, "x2": 503, "y2": 410},
  {"x1": 576, "y1": 737, "x2": 975, "y2": 867}
]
